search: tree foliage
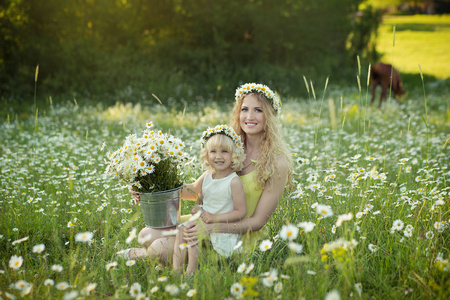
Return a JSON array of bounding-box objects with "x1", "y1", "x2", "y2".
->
[{"x1": 1, "y1": 0, "x2": 379, "y2": 100}]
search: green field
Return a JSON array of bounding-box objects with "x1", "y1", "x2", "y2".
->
[
  {"x1": 377, "y1": 14, "x2": 450, "y2": 79},
  {"x1": 1, "y1": 86, "x2": 449, "y2": 299}
]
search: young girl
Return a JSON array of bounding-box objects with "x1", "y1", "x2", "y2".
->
[{"x1": 173, "y1": 124, "x2": 246, "y2": 275}]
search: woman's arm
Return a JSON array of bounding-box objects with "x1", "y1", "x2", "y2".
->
[
  {"x1": 201, "y1": 177, "x2": 246, "y2": 224},
  {"x1": 186, "y1": 157, "x2": 289, "y2": 237}
]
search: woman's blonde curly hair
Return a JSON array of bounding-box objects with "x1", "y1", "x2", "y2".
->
[
  {"x1": 199, "y1": 134, "x2": 245, "y2": 172},
  {"x1": 230, "y1": 92, "x2": 293, "y2": 190}
]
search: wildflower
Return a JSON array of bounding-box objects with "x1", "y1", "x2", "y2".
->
[
  {"x1": 336, "y1": 213, "x2": 353, "y2": 227},
  {"x1": 52, "y1": 264, "x2": 63, "y2": 272},
  {"x1": 63, "y1": 290, "x2": 78, "y2": 300},
  {"x1": 75, "y1": 231, "x2": 93, "y2": 242},
  {"x1": 307, "y1": 270, "x2": 316, "y2": 275},
  {"x1": 67, "y1": 221, "x2": 75, "y2": 228},
  {"x1": 187, "y1": 289, "x2": 196, "y2": 297},
  {"x1": 165, "y1": 284, "x2": 180, "y2": 296},
  {"x1": 126, "y1": 260, "x2": 136, "y2": 266},
  {"x1": 130, "y1": 282, "x2": 142, "y2": 296},
  {"x1": 425, "y1": 231, "x2": 434, "y2": 239},
  {"x1": 297, "y1": 221, "x2": 316, "y2": 232},
  {"x1": 279, "y1": 224, "x2": 299, "y2": 241},
  {"x1": 138, "y1": 233, "x2": 153, "y2": 245},
  {"x1": 404, "y1": 229, "x2": 413, "y2": 237},
  {"x1": 180, "y1": 282, "x2": 188, "y2": 290},
  {"x1": 261, "y1": 269, "x2": 278, "y2": 287},
  {"x1": 161, "y1": 229, "x2": 179, "y2": 236},
  {"x1": 80, "y1": 283, "x2": 97, "y2": 296},
  {"x1": 150, "y1": 286, "x2": 159, "y2": 293},
  {"x1": 390, "y1": 219, "x2": 404, "y2": 233},
  {"x1": 245, "y1": 263, "x2": 255, "y2": 274},
  {"x1": 316, "y1": 204, "x2": 333, "y2": 218},
  {"x1": 157, "y1": 276, "x2": 168, "y2": 282},
  {"x1": 230, "y1": 282, "x2": 243, "y2": 297},
  {"x1": 274, "y1": 281, "x2": 283, "y2": 293},
  {"x1": 32, "y1": 243, "x2": 45, "y2": 253},
  {"x1": 237, "y1": 263, "x2": 246, "y2": 273},
  {"x1": 355, "y1": 283, "x2": 362, "y2": 296},
  {"x1": 12, "y1": 236, "x2": 29, "y2": 245},
  {"x1": 106, "y1": 261, "x2": 118, "y2": 271},
  {"x1": 188, "y1": 210, "x2": 202, "y2": 222},
  {"x1": 259, "y1": 239, "x2": 273, "y2": 252},
  {"x1": 135, "y1": 293, "x2": 147, "y2": 300},
  {"x1": 233, "y1": 240, "x2": 243, "y2": 250},
  {"x1": 368, "y1": 244, "x2": 378, "y2": 253},
  {"x1": 126, "y1": 228, "x2": 137, "y2": 244},
  {"x1": 56, "y1": 282, "x2": 70, "y2": 290},
  {"x1": 288, "y1": 242, "x2": 303, "y2": 254},
  {"x1": 9, "y1": 255, "x2": 23, "y2": 270},
  {"x1": 15, "y1": 280, "x2": 31, "y2": 291},
  {"x1": 325, "y1": 289, "x2": 341, "y2": 300},
  {"x1": 331, "y1": 225, "x2": 336, "y2": 234},
  {"x1": 44, "y1": 279, "x2": 55, "y2": 286}
]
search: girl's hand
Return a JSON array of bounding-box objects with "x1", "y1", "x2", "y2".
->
[
  {"x1": 129, "y1": 187, "x2": 140, "y2": 205},
  {"x1": 191, "y1": 205, "x2": 202, "y2": 215},
  {"x1": 200, "y1": 212, "x2": 215, "y2": 224},
  {"x1": 184, "y1": 221, "x2": 211, "y2": 246}
]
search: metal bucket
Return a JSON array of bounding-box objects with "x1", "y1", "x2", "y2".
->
[{"x1": 139, "y1": 185, "x2": 182, "y2": 228}]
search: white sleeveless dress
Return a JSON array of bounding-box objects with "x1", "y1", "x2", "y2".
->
[{"x1": 200, "y1": 172, "x2": 241, "y2": 257}]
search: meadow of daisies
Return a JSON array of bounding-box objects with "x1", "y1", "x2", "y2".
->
[{"x1": 1, "y1": 82, "x2": 449, "y2": 299}]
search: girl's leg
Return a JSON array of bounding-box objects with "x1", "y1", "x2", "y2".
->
[
  {"x1": 186, "y1": 244, "x2": 199, "y2": 275},
  {"x1": 173, "y1": 225, "x2": 188, "y2": 272}
]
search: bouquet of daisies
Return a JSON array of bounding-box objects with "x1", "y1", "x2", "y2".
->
[{"x1": 105, "y1": 122, "x2": 188, "y2": 193}]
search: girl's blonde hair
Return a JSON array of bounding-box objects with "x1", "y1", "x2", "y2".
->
[
  {"x1": 200, "y1": 134, "x2": 245, "y2": 172},
  {"x1": 230, "y1": 92, "x2": 293, "y2": 189}
]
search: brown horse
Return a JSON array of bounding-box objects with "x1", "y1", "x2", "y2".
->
[{"x1": 371, "y1": 63, "x2": 406, "y2": 107}]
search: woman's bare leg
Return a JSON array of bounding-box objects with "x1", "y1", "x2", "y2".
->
[
  {"x1": 128, "y1": 226, "x2": 176, "y2": 260},
  {"x1": 148, "y1": 237, "x2": 175, "y2": 265}
]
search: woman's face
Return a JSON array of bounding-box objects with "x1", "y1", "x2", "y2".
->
[{"x1": 239, "y1": 94, "x2": 265, "y2": 136}]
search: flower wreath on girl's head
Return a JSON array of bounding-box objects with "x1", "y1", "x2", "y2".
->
[
  {"x1": 201, "y1": 124, "x2": 245, "y2": 157},
  {"x1": 235, "y1": 83, "x2": 281, "y2": 115}
]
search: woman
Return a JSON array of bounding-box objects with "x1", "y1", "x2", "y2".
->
[{"x1": 121, "y1": 83, "x2": 293, "y2": 262}]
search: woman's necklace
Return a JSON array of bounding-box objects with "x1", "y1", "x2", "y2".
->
[{"x1": 242, "y1": 150, "x2": 258, "y2": 170}]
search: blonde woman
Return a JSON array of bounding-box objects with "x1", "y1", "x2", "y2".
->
[{"x1": 121, "y1": 83, "x2": 293, "y2": 262}]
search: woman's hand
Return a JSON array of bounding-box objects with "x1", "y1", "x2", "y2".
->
[
  {"x1": 128, "y1": 187, "x2": 140, "y2": 205},
  {"x1": 184, "y1": 220, "x2": 211, "y2": 246},
  {"x1": 200, "y1": 212, "x2": 215, "y2": 224}
]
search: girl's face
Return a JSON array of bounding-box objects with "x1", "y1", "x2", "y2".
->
[
  {"x1": 207, "y1": 144, "x2": 233, "y2": 173},
  {"x1": 239, "y1": 94, "x2": 265, "y2": 136}
]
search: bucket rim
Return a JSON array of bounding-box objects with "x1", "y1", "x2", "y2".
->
[{"x1": 138, "y1": 184, "x2": 183, "y2": 196}]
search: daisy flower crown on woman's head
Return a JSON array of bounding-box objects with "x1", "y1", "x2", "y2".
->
[
  {"x1": 201, "y1": 124, "x2": 244, "y2": 154},
  {"x1": 235, "y1": 83, "x2": 281, "y2": 115}
]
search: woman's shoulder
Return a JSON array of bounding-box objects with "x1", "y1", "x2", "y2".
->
[{"x1": 274, "y1": 154, "x2": 290, "y2": 170}]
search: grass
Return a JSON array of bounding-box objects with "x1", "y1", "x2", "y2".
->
[
  {"x1": 0, "y1": 80, "x2": 449, "y2": 299},
  {"x1": 377, "y1": 14, "x2": 450, "y2": 79}
]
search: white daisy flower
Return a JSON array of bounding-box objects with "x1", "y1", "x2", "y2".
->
[
  {"x1": 9, "y1": 255, "x2": 23, "y2": 270},
  {"x1": 279, "y1": 224, "x2": 299, "y2": 241},
  {"x1": 259, "y1": 239, "x2": 273, "y2": 252},
  {"x1": 32, "y1": 244, "x2": 45, "y2": 253},
  {"x1": 75, "y1": 231, "x2": 94, "y2": 243}
]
